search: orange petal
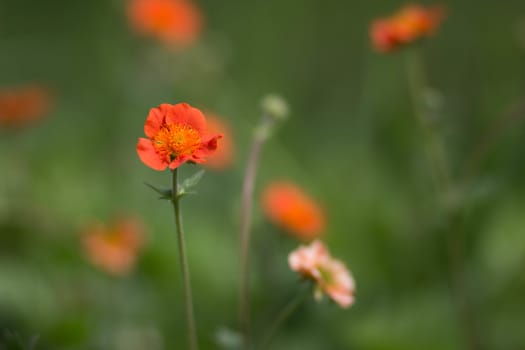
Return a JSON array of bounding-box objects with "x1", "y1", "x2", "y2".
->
[
  {"x1": 166, "y1": 103, "x2": 206, "y2": 134},
  {"x1": 168, "y1": 156, "x2": 188, "y2": 169},
  {"x1": 204, "y1": 115, "x2": 234, "y2": 170},
  {"x1": 144, "y1": 106, "x2": 166, "y2": 138},
  {"x1": 191, "y1": 134, "x2": 222, "y2": 161},
  {"x1": 137, "y1": 138, "x2": 167, "y2": 170}
]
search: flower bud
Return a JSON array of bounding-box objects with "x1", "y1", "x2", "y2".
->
[{"x1": 261, "y1": 94, "x2": 289, "y2": 121}]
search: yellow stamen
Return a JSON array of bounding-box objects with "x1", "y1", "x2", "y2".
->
[{"x1": 153, "y1": 123, "x2": 201, "y2": 162}]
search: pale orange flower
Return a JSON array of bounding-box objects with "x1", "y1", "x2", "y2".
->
[
  {"x1": 82, "y1": 218, "x2": 145, "y2": 276},
  {"x1": 371, "y1": 4, "x2": 445, "y2": 52},
  {"x1": 128, "y1": 0, "x2": 203, "y2": 47},
  {"x1": 262, "y1": 181, "x2": 325, "y2": 240},
  {"x1": 203, "y1": 113, "x2": 235, "y2": 170},
  {"x1": 289, "y1": 240, "x2": 355, "y2": 308},
  {"x1": 0, "y1": 85, "x2": 51, "y2": 127}
]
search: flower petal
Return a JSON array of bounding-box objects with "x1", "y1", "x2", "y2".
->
[
  {"x1": 166, "y1": 103, "x2": 206, "y2": 134},
  {"x1": 192, "y1": 134, "x2": 222, "y2": 159},
  {"x1": 168, "y1": 156, "x2": 188, "y2": 170},
  {"x1": 144, "y1": 106, "x2": 166, "y2": 138},
  {"x1": 203, "y1": 133, "x2": 222, "y2": 150},
  {"x1": 327, "y1": 289, "x2": 354, "y2": 308},
  {"x1": 137, "y1": 138, "x2": 167, "y2": 171},
  {"x1": 203, "y1": 115, "x2": 234, "y2": 170}
]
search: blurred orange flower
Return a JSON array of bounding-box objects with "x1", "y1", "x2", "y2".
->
[
  {"x1": 0, "y1": 85, "x2": 51, "y2": 127},
  {"x1": 289, "y1": 240, "x2": 355, "y2": 308},
  {"x1": 262, "y1": 181, "x2": 325, "y2": 240},
  {"x1": 128, "y1": 0, "x2": 203, "y2": 47},
  {"x1": 370, "y1": 4, "x2": 445, "y2": 53},
  {"x1": 137, "y1": 103, "x2": 222, "y2": 171},
  {"x1": 203, "y1": 113, "x2": 235, "y2": 170},
  {"x1": 83, "y1": 218, "x2": 145, "y2": 276}
]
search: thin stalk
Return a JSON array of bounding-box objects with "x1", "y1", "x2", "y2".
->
[
  {"x1": 239, "y1": 113, "x2": 273, "y2": 350},
  {"x1": 405, "y1": 49, "x2": 451, "y2": 194},
  {"x1": 405, "y1": 49, "x2": 481, "y2": 350},
  {"x1": 461, "y1": 97, "x2": 525, "y2": 182},
  {"x1": 171, "y1": 168, "x2": 199, "y2": 350},
  {"x1": 257, "y1": 285, "x2": 309, "y2": 350}
]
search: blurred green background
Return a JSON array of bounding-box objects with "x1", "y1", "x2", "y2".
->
[{"x1": 1, "y1": 0, "x2": 525, "y2": 349}]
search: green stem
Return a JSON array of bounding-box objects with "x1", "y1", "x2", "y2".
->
[
  {"x1": 239, "y1": 113, "x2": 274, "y2": 350},
  {"x1": 405, "y1": 49, "x2": 451, "y2": 194},
  {"x1": 405, "y1": 49, "x2": 481, "y2": 350},
  {"x1": 257, "y1": 285, "x2": 309, "y2": 350},
  {"x1": 461, "y1": 97, "x2": 525, "y2": 182},
  {"x1": 171, "y1": 168, "x2": 199, "y2": 350}
]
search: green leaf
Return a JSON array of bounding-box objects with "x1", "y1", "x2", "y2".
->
[
  {"x1": 0, "y1": 330, "x2": 39, "y2": 350},
  {"x1": 144, "y1": 182, "x2": 172, "y2": 200},
  {"x1": 178, "y1": 170, "x2": 205, "y2": 197}
]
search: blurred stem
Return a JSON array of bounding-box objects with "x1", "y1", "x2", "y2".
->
[
  {"x1": 1, "y1": 131, "x2": 23, "y2": 219},
  {"x1": 239, "y1": 113, "x2": 274, "y2": 350},
  {"x1": 257, "y1": 284, "x2": 309, "y2": 350},
  {"x1": 171, "y1": 168, "x2": 199, "y2": 350},
  {"x1": 461, "y1": 97, "x2": 525, "y2": 181},
  {"x1": 405, "y1": 48, "x2": 481, "y2": 350},
  {"x1": 405, "y1": 49, "x2": 451, "y2": 193}
]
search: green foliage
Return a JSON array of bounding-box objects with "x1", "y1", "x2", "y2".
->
[{"x1": 0, "y1": 331, "x2": 38, "y2": 350}]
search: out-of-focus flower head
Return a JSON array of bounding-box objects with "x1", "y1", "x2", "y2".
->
[
  {"x1": 203, "y1": 113, "x2": 235, "y2": 171},
  {"x1": 83, "y1": 217, "x2": 145, "y2": 276},
  {"x1": 137, "y1": 103, "x2": 222, "y2": 171},
  {"x1": 128, "y1": 0, "x2": 203, "y2": 47},
  {"x1": 289, "y1": 240, "x2": 355, "y2": 308},
  {"x1": 0, "y1": 85, "x2": 52, "y2": 127},
  {"x1": 262, "y1": 181, "x2": 325, "y2": 240},
  {"x1": 371, "y1": 4, "x2": 445, "y2": 53}
]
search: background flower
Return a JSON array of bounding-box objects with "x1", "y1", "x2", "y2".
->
[
  {"x1": 371, "y1": 4, "x2": 445, "y2": 52},
  {"x1": 0, "y1": 85, "x2": 51, "y2": 127},
  {"x1": 128, "y1": 0, "x2": 203, "y2": 47},
  {"x1": 289, "y1": 240, "x2": 355, "y2": 308},
  {"x1": 82, "y1": 217, "x2": 145, "y2": 276},
  {"x1": 262, "y1": 181, "x2": 325, "y2": 240}
]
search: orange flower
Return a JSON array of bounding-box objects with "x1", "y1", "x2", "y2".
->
[
  {"x1": 203, "y1": 113, "x2": 235, "y2": 170},
  {"x1": 370, "y1": 4, "x2": 445, "y2": 53},
  {"x1": 0, "y1": 85, "x2": 51, "y2": 127},
  {"x1": 136, "y1": 103, "x2": 222, "y2": 171},
  {"x1": 82, "y1": 218, "x2": 145, "y2": 276},
  {"x1": 262, "y1": 181, "x2": 325, "y2": 240},
  {"x1": 289, "y1": 240, "x2": 355, "y2": 308},
  {"x1": 128, "y1": 0, "x2": 203, "y2": 47}
]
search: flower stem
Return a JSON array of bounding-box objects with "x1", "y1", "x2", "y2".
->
[
  {"x1": 257, "y1": 284, "x2": 309, "y2": 350},
  {"x1": 171, "y1": 168, "x2": 199, "y2": 350},
  {"x1": 239, "y1": 113, "x2": 274, "y2": 350},
  {"x1": 405, "y1": 48, "x2": 481, "y2": 350},
  {"x1": 461, "y1": 97, "x2": 525, "y2": 181},
  {"x1": 405, "y1": 49, "x2": 451, "y2": 194}
]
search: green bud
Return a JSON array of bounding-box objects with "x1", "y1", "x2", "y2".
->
[{"x1": 261, "y1": 94, "x2": 289, "y2": 121}]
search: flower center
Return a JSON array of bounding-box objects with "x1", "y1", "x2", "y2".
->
[
  {"x1": 153, "y1": 123, "x2": 201, "y2": 162},
  {"x1": 318, "y1": 265, "x2": 334, "y2": 285}
]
